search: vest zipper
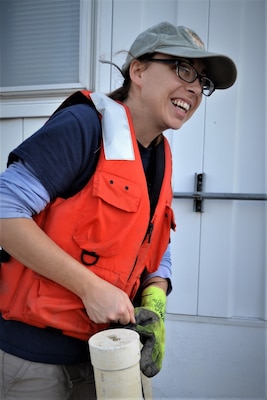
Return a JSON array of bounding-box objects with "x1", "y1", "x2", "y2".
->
[{"x1": 127, "y1": 221, "x2": 154, "y2": 282}]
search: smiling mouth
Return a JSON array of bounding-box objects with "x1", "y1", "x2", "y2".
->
[{"x1": 171, "y1": 99, "x2": 190, "y2": 112}]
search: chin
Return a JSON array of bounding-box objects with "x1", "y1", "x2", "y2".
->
[{"x1": 169, "y1": 121, "x2": 185, "y2": 131}]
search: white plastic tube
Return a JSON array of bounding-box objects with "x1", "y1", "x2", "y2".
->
[{"x1": 89, "y1": 328, "x2": 143, "y2": 399}]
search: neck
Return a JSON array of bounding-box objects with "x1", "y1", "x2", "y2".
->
[{"x1": 123, "y1": 97, "x2": 163, "y2": 148}]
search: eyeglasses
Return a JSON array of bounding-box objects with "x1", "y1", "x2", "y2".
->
[{"x1": 148, "y1": 58, "x2": 215, "y2": 96}]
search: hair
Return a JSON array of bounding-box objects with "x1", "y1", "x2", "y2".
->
[{"x1": 107, "y1": 53, "x2": 153, "y2": 102}]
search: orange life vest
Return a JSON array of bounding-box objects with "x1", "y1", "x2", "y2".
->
[{"x1": 0, "y1": 91, "x2": 175, "y2": 340}]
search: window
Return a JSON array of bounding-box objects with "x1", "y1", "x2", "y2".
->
[{"x1": 0, "y1": 0, "x2": 94, "y2": 95}]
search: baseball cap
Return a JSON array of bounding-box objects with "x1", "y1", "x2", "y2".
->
[{"x1": 122, "y1": 22, "x2": 237, "y2": 90}]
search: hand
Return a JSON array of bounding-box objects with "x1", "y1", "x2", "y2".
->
[
  {"x1": 131, "y1": 286, "x2": 166, "y2": 377},
  {"x1": 81, "y1": 275, "x2": 136, "y2": 326}
]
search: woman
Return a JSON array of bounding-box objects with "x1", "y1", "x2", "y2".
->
[{"x1": 0, "y1": 22, "x2": 236, "y2": 399}]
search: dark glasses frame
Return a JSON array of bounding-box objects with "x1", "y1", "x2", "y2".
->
[{"x1": 148, "y1": 58, "x2": 215, "y2": 96}]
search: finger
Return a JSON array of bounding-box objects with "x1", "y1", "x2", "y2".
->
[
  {"x1": 117, "y1": 312, "x2": 131, "y2": 325},
  {"x1": 129, "y1": 308, "x2": 136, "y2": 324},
  {"x1": 116, "y1": 299, "x2": 135, "y2": 325},
  {"x1": 124, "y1": 301, "x2": 136, "y2": 324}
]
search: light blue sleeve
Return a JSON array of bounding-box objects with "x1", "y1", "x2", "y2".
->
[
  {"x1": 0, "y1": 160, "x2": 50, "y2": 219},
  {"x1": 142, "y1": 243, "x2": 172, "y2": 294}
]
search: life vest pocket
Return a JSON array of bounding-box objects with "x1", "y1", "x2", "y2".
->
[
  {"x1": 22, "y1": 275, "x2": 92, "y2": 338},
  {"x1": 165, "y1": 203, "x2": 176, "y2": 231},
  {"x1": 92, "y1": 170, "x2": 142, "y2": 212},
  {"x1": 72, "y1": 169, "x2": 147, "y2": 261}
]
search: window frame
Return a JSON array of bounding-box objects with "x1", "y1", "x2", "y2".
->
[{"x1": 0, "y1": 0, "x2": 96, "y2": 118}]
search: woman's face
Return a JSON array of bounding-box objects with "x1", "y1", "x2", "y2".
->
[{"x1": 136, "y1": 54, "x2": 206, "y2": 133}]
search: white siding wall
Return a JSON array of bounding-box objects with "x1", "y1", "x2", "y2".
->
[
  {"x1": 0, "y1": 0, "x2": 266, "y2": 398},
  {"x1": 1, "y1": 117, "x2": 48, "y2": 172}
]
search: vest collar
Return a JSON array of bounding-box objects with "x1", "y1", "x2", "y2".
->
[{"x1": 90, "y1": 92, "x2": 135, "y2": 161}]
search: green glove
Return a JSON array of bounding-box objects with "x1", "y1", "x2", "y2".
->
[{"x1": 134, "y1": 285, "x2": 166, "y2": 377}]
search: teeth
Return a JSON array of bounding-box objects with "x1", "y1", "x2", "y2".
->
[{"x1": 172, "y1": 99, "x2": 190, "y2": 111}]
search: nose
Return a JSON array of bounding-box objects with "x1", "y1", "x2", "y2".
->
[{"x1": 186, "y1": 79, "x2": 202, "y2": 96}]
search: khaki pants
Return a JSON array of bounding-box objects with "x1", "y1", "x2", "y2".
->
[{"x1": 0, "y1": 350, "x2": 96, "y2": 400}]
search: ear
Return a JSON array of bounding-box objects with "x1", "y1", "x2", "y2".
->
[{"x1": 129, "y1": 60, "x2": 145, "y2": 86}]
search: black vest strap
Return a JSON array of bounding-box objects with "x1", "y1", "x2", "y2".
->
[{"x1": 146, "y1": 139, "x2": 165, "y2": 219}]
